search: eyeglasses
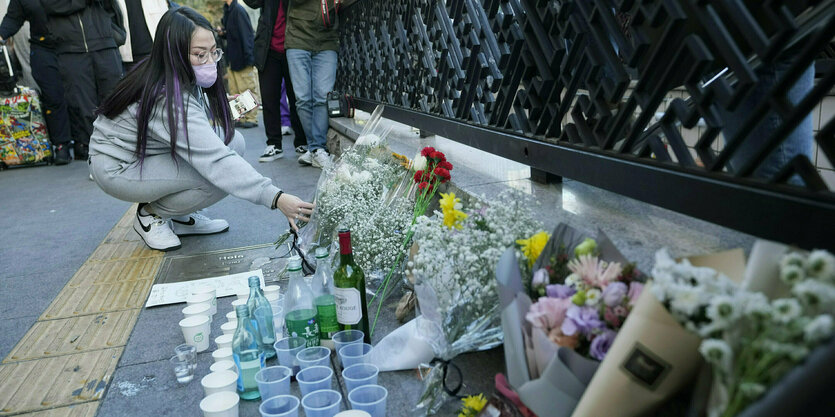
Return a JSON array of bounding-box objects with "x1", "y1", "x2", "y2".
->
[{"x1": 191, "y1": 48, "x2": 223, "y2": 65}]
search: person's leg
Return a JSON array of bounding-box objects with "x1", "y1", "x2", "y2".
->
[
  {"x1": 257, "y1": 51, "x2": 285, "y2": 161},
  {"x1": 280, "y1": 80, "x2": 291, "y2": 128},
  {"x1": 238, "y1": 66, "x2": 260, "y2": 125},
  {"x1": 58, "y1": 51, "x2": 96, "y2": 160},
  {"x1": 286, "y1": 49, "x2": 314, "y2": 149},
  {"x1": 30, "y1": 45, "x2": 72, "y2": 164},
  {"x1": 93, "y1": 48, "x2": 124, "y2": 118},
  {"x1": 308, "y1": 50, "x2": 338, "y2": 154},
  {"x1": 279, "y1": 53, "x2": 307, "y2": 150}
]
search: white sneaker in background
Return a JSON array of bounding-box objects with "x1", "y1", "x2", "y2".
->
[
  {"x1": 171, "y1": 211, "x2": 229, "y2": 236},
  {"x1": 133, "y1": 204, "x2": 181, "y2": 251},
  {"x1": 281, "y1": 126, "x2": 294, "y2": 136},
  {"x1": 298, "y1": 150, "x2": 313, "y2": 166},
  {"x1": 311, "y1": 149, "x2": 331, "y2": 169},
  {"x1": 259, "y1": 145, "x2": 284, "y2": 162}
]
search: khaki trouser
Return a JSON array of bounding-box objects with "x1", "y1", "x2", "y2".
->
[{"x1": 227, "y1": 66, "x2": 260, "y2": 124}]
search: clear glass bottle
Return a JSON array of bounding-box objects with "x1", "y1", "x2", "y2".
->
[
  {"x1": 310, "y1": 246, "x2": 339, "y2": 349},
  {"x1": 245, "y1": 275, "x2": 276, "y2": 359},
  {"x1": 231, "y1": 304, "x2": 264, "y2": 400},
  {"x1": 283, "y1": 255, "x2": 320, "y2": 347},
  {"x1": 334, "y1": 229, "x2": 371, "y2": 343}
]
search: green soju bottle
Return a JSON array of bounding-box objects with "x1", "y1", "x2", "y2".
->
[
  {"x1": 232, "y1": 304, "x2": 264, "y2": 400},
  {"x1": 283, "y1": 255, "x2": 320, "y2": 348},
  {"x1": 334, "y1": 229, "x2": 371, "y2": 343},
  {"x1": 311, "y1": 246, "x2": 339, "y2": 349},
  {"x1": 245, "y1": 276, "x2": 276, "y2": 359}
]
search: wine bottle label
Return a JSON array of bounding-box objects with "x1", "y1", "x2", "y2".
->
[{"x1": 334, "y1": 287, "x2": 362, "y2": 325}]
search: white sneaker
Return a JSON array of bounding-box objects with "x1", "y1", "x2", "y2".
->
[
  {"x1": 171, "y1": 211, "x2": 229, "y2": 236},
  {"x1": 298, "y1": 150, "x2": 313, "y2": 165},
  {"x1": 259, "y1": 145, "x2": 284, "y2": 162},
  {"x1": 311, "y1": 149, "x2": 331, "y2": 168},
  {"x1": 134, "y1": 205, "x2": 181, "y2": 251},
  {"x1": 281, "y1": 126, "x2": 294, "y2": 136}
]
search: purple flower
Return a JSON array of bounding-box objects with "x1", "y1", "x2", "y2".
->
[
  {"x1": 628, "y1": 282, "x2": 645, "y2": 306},
  {"x1": 532, "y1": 268, "x2": 549, "y2": 287},
  {"x1": 561, "y1": 306, "x2": 604, "y2": 336},
  {"x1": 602, "y1": 282, "x2": 627, "y2": 307},
  {"x1": 546, "y1": 284, "x2": 576, "y2": 299},
  {"x1": 590, "y1": 330, "x2": 617, "y2": 360}
]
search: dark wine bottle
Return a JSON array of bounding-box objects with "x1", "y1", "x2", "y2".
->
[{"x1": 333, "y1": 229, "x2": 371, "y2": 343}]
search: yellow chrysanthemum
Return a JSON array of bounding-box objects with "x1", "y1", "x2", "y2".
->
[
  {"x1": 516, "y1": 231, "x2": 551, "y2": 268},
  {"x1": 391, "y1": 152, "x2": 411, "y2": 168},
  {"x1": 440, "y1": 192, "x2": 468, "y2": 229},
  {"x1": 458, "y1": 394, "x2": 488, "y2": 417},
  {"x1": 439, "y1": 192, "x2": 458, "y2": 212}
]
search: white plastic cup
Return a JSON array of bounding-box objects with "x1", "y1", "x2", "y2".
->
[
  {"x1": 334, "y1": 411, "x2": 371, "y2": 417},
  {"x1": 200, "y1": 391, "x2": 239, "y2": 417},
  {"x1": 348, "y1": 385, "x2": 387, "y2": 417},
  {"x1": 192, "y1": 285, "x2": 217, "y2": 310},
  {"x1": 215, "y1": 334, "x2": 233, "y2": 350},
  {"x1": 296, "y1": 365, "x2": 333, "y2": 397},
  {"x1": 221, "y1": 321, "x2": 237, "y2": 336},
  {"x1": 179, "y1": 315, "x2": 211, "y2": 352},
  {"x1": 212, "y1": 347, "x2": 233, "y2": 363},
  {"x1": 231, "y1": 299, "x2": 247, "y2": 309},
  {"x1": 236, "y1": 289, "x2": 250, "y2": 301},
  {"x1": 263, "y1": 285, "x2": 280, "y2": 299},
  {"x1": 183, "y1": 303, "x2": 212, "y2": 323},
  {"x1": 211, "y1": 360, "x2": 236, "y2": 374},
  {"x1": 338, "y1": 343, "x2": 372, "y2": 369},
  {"x1": 226, "y1": 311, "x2": 237, "y2": 322},
  {"x1": 259, "y1": 395, "x2": 299, "y2": 417},
  {"x1": 301, "y1": 389, "x2": 342, "y2": 417},
  {"x1": 201, "y1": 370, "x2": 238, "y2": 396},
  {"x1": 187, "y1": 293, "x2": 216, "y2": 316}
]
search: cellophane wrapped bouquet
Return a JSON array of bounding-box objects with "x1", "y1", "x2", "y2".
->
[{"x1": 409, "y1": 190, "x2": 543, "y2": 414}]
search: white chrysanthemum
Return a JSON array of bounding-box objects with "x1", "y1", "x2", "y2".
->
[
  {"x1": 806, "y1": 250, "x2": 835, "y2": 281},
  {"x1": 790, "y1": 279, "x2": 835, "y2": 309},
  {"x1": 670, "y1": 286, "x2": 703, "y2": 317},
  {"x1": 803, "y1": 314, "x2": 834, "y2": 343},
  {"x1": 699, "y1": 339, "x2": 733, "y2": 371},
  {"x1": 772, "y1": 298, "x2": 802, "y2": 324},
  {"x1": 706, "y1": 295, "x2": 739, "y2": 327},
  {"x1": 585, "y1": 289, "x2": 602, "y2": 306},
  {"x1": 742, "y1": 292, "x2": 771, "y2": 318},
  {"x1": 780, "y1": 252, "x2": 806, "y2": 271},
  {"x1": 779, "y1": 264, "x2": 805, "y2": 286}
]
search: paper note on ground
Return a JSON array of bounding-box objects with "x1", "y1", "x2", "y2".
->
[{"x1": 145, "y1": 270, "x2": 265, "y2": 307}]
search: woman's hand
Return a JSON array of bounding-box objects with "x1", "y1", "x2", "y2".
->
[{"x1": 276, "y1": 193, "x2": 315, "y2": 232}]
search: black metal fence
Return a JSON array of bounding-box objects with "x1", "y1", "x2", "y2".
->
[{"x1": 335, "y1": 0, "x2": 835, "y2": 251}]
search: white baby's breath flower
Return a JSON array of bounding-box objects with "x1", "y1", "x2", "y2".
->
[
  {"x1": 585, "y1": 289, "x2": 602, "y2": 306},
  {"x1": 779, "y1": 264, "x2": 805, "y2": 286},
  {"x1": 699, "y1": 339, "x2": 733, "y2": 371},
  {"x1": 803, "y1": 314, "x2": 834, "y2": 343},
  {"x1": 772, "y1": 298, "x2": 802, "y2": 324},
  {"x1": 806, "y1": 250, "x2": 835, "y2": 281}
]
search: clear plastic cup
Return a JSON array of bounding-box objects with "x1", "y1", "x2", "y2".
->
[
  {"x1": 200, "y1": 391, "x2": 239, "y2": 417},
  {"x1": 301, "y1": 389, "x2": 342, "y2": 417},
  {"x1": 259, "y1": 394, "x2": 299, "y2": 417},
  {"x1": 296, "y1": 365, "x2": 333, "y2": 397},
  {"x1": 201, "y1": 370, "x2": 238, "y2": 396},
  {"x1": 215, "y1": 334, "x2": 233, "y2": 350},
  {"x1": 332, "y1": 330, "x2": 364, "y2": 365},
  {"x1": 274, "y1": 337, "x2": 306, "y2": 375},
  {"x1": 272, "y1": 307, "x2": 284, "y2": 336},
  {"x1": 221, "y1": 321, "x2": 237, "y2": 336},
  {"x1": 212, "y1": 347, "x2": 233, "y2": 363},
  {"x1": 179, "y1": 315, "x2": 211, "y2": 352},
  {"x1": 210, "y1": 360, "x2": 236, "y2": 374},
  {"x1": 338, "y1": 343, "x2": 372, "y2": 368},
  {"x1": 348, "y1": 385, "x2": 388, "y2": 417},
  {"x1": 296, "y1": 346, "x2": 331, "y2": 369},
  {"x1": 342, "y1": 363, "x2": 379, "y2": 393},
  {"x1": 254, "y1": 366, "x2": 292, "y2": 400},
  {"x1": 170, "y1": 355, "x2": 194, "y2": 384}
]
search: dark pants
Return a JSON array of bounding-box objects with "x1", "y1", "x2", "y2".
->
[
  {"x1": 58, "y1": 48, "x2": 123, "y2": 145},
  {"x1": 259, "y1": 49, "x2": 305, "y2": 149},
  {"x1": 30, "y1": 44, "x2": 71, "y2": 146}
]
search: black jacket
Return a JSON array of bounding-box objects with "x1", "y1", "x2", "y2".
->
[
  {"x1": 221, "y1": 0, "x2": 254, "y2": 71},
  {"x1": 243, "y1": 0, "x2": 286, "y2": 72},
  {"x1": 0, "y1": 0, "x2": 56, "y2": 49},
  {"x1": 41, "y1": 0, "x2": 123, "y2": 54}
]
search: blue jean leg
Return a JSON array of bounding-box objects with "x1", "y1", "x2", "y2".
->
[{"x1": 287, "y1": 49, "x2": 337, "y2": 152}]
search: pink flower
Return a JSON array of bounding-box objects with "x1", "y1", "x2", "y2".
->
[
  {"x1": 604, "y1": 307, "x2": 621, "y2": 327},
  {"x1": 568, "y1": 255, "x2": 623, "y2": 288},
  {"x1": 526, "y1": 297, "x2": 572, "y2": 331},
  {"x1": 627, "y1": 282, "x2": 644, "y2": 306},
  {"x1": 613, "y1": 305, "x2": 628, "y2": 316}
]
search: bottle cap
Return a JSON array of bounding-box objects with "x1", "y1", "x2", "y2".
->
[
  {"x1": 338, "y1": 229, "x2": 352, "y2": 255},
  {"x1": 234, "y1": 304, "x2": 249, "y2": 318},
  {"x1": 315, "y1": 246, "x2": 328, "y2": 259},
  {"x1": 288, "y1": 255, "x2": 302, "y2": 270},
  {"x1": 248, "y1": 276, "x2": 260, "y2": 287}
]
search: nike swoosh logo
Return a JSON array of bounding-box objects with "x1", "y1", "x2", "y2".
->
[
  {"x1": 171, "y1": 217, "x2": 196, "y2": 226},
  {"x1": 138, "y1": 213, "x2": 152, "y2": 232}
]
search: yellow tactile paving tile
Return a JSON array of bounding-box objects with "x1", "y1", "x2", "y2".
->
[
  {"x1": 64, "y1": 257, "x2": 162, "y2": 288},
  {"x1": 86, "y1": 240, "x2": 160, "y2": 262},
  {"x1": 39, "y1": 280, "x2": 153, "y2": 320},
  {"x1": 11, "y1": 402, "x2": 97, "y2": 417},
  {"x1": 0, "y1": 348, "x2": 122, "y2": 415},
  {"x1": 101, "y1": 205, "x2": 141, "y2": 245},
  {"x1": 4, "y1": 310, "x2": 140, "y2": 363}
]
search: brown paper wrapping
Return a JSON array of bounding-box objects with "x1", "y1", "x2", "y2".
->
[{"x1": 571, "y1": 283, "x2": 703, "y2": 417}]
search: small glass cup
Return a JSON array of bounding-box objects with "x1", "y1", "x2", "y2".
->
[
  {"x1": 169, "y1": 355, "x2": 194, "y2": 384},
  {"x1": 338, "y1": 342, "x2": 372, "y2": 368},
  {"x1": 296, "y1": 346, "x2": 331, "y2": 369},
  {"x1": 301, "y1": 389, "x2": 342, "y2": 417},
  {"x1": 348, "y1": 384, "x2": 388, "y2": 417},
  {"x1": 174, "y1": 343, "x2": 197, "y2": 371}
]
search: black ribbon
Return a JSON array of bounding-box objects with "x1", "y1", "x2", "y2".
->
[
  {"x1": 436, "y1": 359, "x2": 464, "y2": 398},
  {"x1": 288, "y1": 224, "x2": 316, "y2": 275}
]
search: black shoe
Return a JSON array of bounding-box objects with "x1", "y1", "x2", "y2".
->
[
  {"x1": 295, "y1": 145, "x2": 308, "y2": 154},
  {"x1": 53, "y1": 144, "x2": 70, "y2": 165},
  {"x1": 73, "y1": 143, "x2": 89, "y2": 161},
  {"x1": 235, "y1": 121, "x2": 257, "y2": 129}
]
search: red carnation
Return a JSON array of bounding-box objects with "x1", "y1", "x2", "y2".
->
[
  {"x1": 421, "y1": 147, "x2": 436, "y2": 157},
  {"x1": 429, "y1": 151, "x2": 446, "y2": 162},
  {"x1": 434, "y1": 167, "x2": 451, "y2": 183},
  {"x1": 439, "y1": 161, "x2": 453, "y2": 171},
  {"x1": 413, "y1": 170, "x2": 424, "y2": 183},
  {"x1": 418, "y1": 181, "x2": 433, "y2": 193}
]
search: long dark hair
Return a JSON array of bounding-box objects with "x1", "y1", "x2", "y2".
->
[{"x1": 97, "y1": 6, "x2": 233, "y2": 164}]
